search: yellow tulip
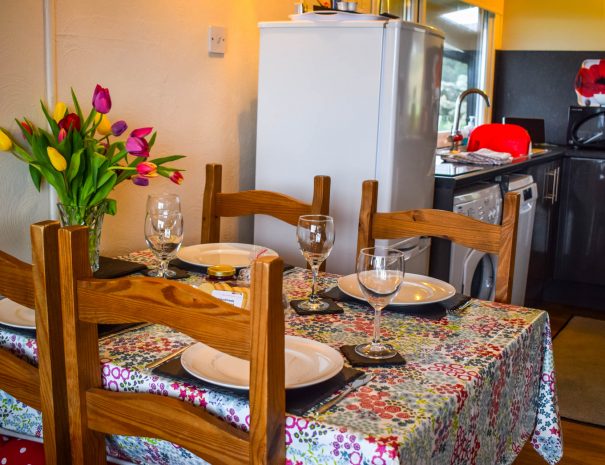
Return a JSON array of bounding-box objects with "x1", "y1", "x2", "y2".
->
[
  {"x1": 52, "y1": 101, "x2": 67, "y2": 123},
  {"x1": 47, "y1": 146, "x2": 67, "y2": 171},
  {"x1": 0, "y1": 130, "x2": 13, "y2": 151},
  {"x1": 94, "y1": 113, "x2": 112, "y2": 136}
]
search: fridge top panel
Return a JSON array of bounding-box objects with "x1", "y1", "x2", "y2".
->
[{"x1": 259, "y1": 18, "x2": 444, "y2": 38}]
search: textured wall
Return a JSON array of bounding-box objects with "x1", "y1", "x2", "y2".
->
[
  {"x1": 0, "y1": 0, "x2": 291, "y2": 261},
  {"x1": 0, "y1": 1, "x2": 50, "y2": 262}
]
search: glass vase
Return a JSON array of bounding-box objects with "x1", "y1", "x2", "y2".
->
[{"x1": 57, "y1": 200, "x2": 109, "y2": 272}]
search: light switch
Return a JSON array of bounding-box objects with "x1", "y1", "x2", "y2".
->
[{"x1": 208, "y1": 26, "x2": 226, "y2": 54}]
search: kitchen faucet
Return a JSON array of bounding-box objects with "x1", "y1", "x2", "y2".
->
[{"x1": 449, "y1": 88, "x2": 491, "y2": 152}]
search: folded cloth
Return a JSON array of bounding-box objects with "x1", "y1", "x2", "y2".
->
[{"x1": 442, "y1": 148, "x2": 513, "y2": 165}]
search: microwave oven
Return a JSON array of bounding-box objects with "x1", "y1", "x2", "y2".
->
[{"x1": 567, "y1": 106, "x2": 605, "y2": 149}]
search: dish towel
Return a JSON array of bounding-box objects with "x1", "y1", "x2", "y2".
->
[{"x1": 442, "y1": 148, "x2": 513, "y2": 165}]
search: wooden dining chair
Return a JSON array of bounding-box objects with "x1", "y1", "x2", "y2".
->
[
  {"x1": 58, "y1": 225, "x2": 286, "y2": 465},
  {"x1": 0, "y1": 221, "x2": 71, "y2": 465},
  {"x1": 201, "y1": 163, "x2": 331, "y2": 243},
  {"x1": 357, "y1": 180, "x2": 521, "y2": 304}
]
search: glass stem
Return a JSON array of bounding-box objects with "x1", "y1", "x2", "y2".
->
[
  {"x1": 372, "y1": 307, "x2": 384, "y2": 346},
  {"x1": 158, "y1": 258, "x2": 169, "y2": 278},
  {"x1": 309, "y1": 264, "x2": 320, "y2": 302}
]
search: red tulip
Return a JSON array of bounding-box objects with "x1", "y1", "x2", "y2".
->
[
  {"x1": 20, "y1": 121, "x2": 33, "y2": 135},
  {"x1": 92, "y1": 84, "x2": 112, "y2": 114},
  {"x1": 58, "y1": 128, "x2": 67, "y2": 143},
  {"x1": 58, "y1": 113, "x2": 81, "y2": 132},
  {"x1": 169, "y1": 171, "x2": 184, "y2": 185},
  {"x1": 130, "y1": 127, "x2": 153, "y2": 138},
  {"x1": 136, "y1": 161, "x2": 158, "y2": 177},
  {"x1": 132, "y1": 175, "x2": 149, "y2": 186}
]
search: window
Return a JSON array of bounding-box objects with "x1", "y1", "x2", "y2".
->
[{"x1": 423, "y1": 0, "x2": 495, "y2": 146}]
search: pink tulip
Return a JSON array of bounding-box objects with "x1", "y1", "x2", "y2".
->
[
  {"x1": 125, "y1": 136, "x2": 149, "y2": 158},
  {"x1": 58, "y1": 128, "x2": 67, "y2": 143},
  {"x1": 136, "y1": 161, "x2": 158, "y2": 177},
  {"x1": 169, "y1": 171, "x2": 184, "y2": 185},
  {"x1": 92, "y1": 84, "x2": 112, "y2": 114},
  {"x1": 132, "y1": 175, "x2": 149, "y2": 186},
  {"x1": 130, "y1": 127, "x2": 153, "y2": 138}
]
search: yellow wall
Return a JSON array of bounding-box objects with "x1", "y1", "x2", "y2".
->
[{"x1": 501, "y1": 0, "x2": 605, "y2": 50}]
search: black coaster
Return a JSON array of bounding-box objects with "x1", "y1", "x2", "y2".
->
[
  {"x1": 340, "y1": 344, "x2": 406, "y2": 367},
  {"x1": 290, "y1": 298, "x2": 343, "y2": 316},
  {"x1": 141, "y1": 267, "x2": 190, "y2": 280},
  {"x1": 94, "y1": 257, "x2": 147, "y2": 279}
]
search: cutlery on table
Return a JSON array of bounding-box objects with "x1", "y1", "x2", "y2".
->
[{"x1": 314, "y1": 373, "x2": 374, "y2": 415}]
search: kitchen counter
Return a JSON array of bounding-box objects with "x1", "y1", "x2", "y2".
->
[{"x1": 434, "y1": 146, "x2": 565, "y2": 195}]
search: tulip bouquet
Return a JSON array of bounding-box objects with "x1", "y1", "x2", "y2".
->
[
  {"x1": 0, "y1": 84, "x2": 185, "y2": 215},
  {"x1": 0, "y1": 84, "x2": 185, "y2": 270}
]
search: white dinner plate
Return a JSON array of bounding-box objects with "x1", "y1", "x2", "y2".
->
[
  {"x1": 181, "y1": 335, "x2": 343, "y2": 390},
  {"x1": 0, "y1": 298, "x2": 36, "y2": 329},
  {"x1": 337, "y1": 273, "x2": 456, "y2": 306},
  {"x1": 176, "y1": 243, "x2": 278, "y2": 268}
]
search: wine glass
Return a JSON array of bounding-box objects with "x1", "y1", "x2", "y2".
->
[
  {"x1": 146, "y1": 193, "x2": 181, "y2": 215},
  {"x1": 296, "y1": 215, "x2": 335, "y2": 311},
  {"x1": 355, "y1": 247, "x2": 405, "y2": 359},
  {"x1": 144, "y1": 211, "x2": 184, "y2": 278}
]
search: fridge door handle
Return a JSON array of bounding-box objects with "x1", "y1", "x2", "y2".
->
[{"x1": 397, "y1": 236, "x2": 431, "y2": 262}]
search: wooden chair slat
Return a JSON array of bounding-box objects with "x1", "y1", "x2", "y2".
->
[
  {"x1": 0, "y1": 349, "x2": 41, "y2": 410},
  {"x1": 77, "y1": 277, "x2": 251, "y2": 359},
  {"x1": 86, "y1": 389, "x2": 250, "y2": 465},
  {"x1": 357, "y1": 180, "x2": 520, "y2": 304},
  {"x1": 0, "y1": 251, "x2": 35, "y2": 308}
]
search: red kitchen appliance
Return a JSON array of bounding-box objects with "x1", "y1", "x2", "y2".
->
[{"x1": 467, "y1": 123, "x2": 531, "y2": 157}]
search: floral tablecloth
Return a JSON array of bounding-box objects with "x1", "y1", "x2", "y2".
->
[{"x1": 0, "y1": 253, "x2": 562, "y2": 465}]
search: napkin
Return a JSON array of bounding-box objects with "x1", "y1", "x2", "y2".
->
[
  {"x1": 152, "y1": 355, "x2": 364, "y2": 416},
  {"x1": 441, "y1": 148, "x2": 513, "y2": 165}
]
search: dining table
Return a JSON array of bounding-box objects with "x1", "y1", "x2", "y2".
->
[{"x1": 0, "y1": 249, "x2": 563, "y2": 465}]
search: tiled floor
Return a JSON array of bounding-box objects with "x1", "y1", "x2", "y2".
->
[{"x1": 513, "y1": 302, "x2": 605, "y2": 464}]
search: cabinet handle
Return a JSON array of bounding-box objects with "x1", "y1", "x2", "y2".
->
[
  {"x1": 553, "y1": 166, "x2": 560, "y2": 203},
  {"x1": 543, "y1": 168, "x2": 557, "y2": 203}
]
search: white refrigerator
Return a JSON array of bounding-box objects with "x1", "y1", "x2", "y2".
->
[{"x1": 254, "y1": 16, "x2": 444, "y2": 275}]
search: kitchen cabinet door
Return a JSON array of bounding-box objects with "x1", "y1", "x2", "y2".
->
[
  {"x1": 555, "y1": 156, "x2": 605, "y2": 285},
  {"x1": 521, "y1": 159, "x2": 561, "y2": 303}
]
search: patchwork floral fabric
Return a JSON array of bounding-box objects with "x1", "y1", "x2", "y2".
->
[{"x1": 0, "y1": 258, "x2": 562, "y2": 465}]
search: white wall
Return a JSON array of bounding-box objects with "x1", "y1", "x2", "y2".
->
[
  {"x1": 0, "y1": 0, "x2": 50, "y2": 262},
  {"x1": 0, "y1": 0, "x2": 292, "y2": 261}
]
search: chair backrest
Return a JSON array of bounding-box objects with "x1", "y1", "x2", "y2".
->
[
  {"x1": 58, "y1": 225, "x2": 286, "y2": 465},
  {"x1": 0, "y1": 221, "x2": 71, "y2": 465},
  {"x1": 357, "y1": 180, "x2": 520, "y2": 304},
  {"x1": 201, "y1": 163, "x2": 331, "y2": 243}
]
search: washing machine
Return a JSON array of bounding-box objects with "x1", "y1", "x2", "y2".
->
[
  {"x1": 506, "y1": 174, "x2": 538, "y2": 306},
  {"x1": 449, "y1": 183, "x2": 502, "y2": 301}
]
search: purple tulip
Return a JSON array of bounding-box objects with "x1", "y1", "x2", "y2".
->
[
  {"x1": 125, "y1": 136, "x2": 150, "y2": 158},
  {"x1": 111, "y1": 120, "x2": 128, "y2": 136},
  {"x1": 130, "y1": 127, "x2": 153, "y2": 138},
  {"x1": 92, "y1": 84, "x2": 112, "y2": 114},
  {"x1": 132, "y1": 175, "x2": 149, "y2": 186}
]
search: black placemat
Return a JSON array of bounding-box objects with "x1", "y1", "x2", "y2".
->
[
  {"x1": 94, "y1": 256, "x2": 147, "y2": 279},
  {"x1": 152, "y1": 355, "x2": 363, "y2": 416},
  {"x1": 290, "y1": 298, "x2": 343, "y2": 316},
  {"x1": 169, "y1": 258, "x2": 296, "y2": 275},
  {"x1": 321, "y1": 287, "x2": 471, "y2": 320},
  {"x1": 340, "y1": 345, "x2": 406, "y2": 367}
]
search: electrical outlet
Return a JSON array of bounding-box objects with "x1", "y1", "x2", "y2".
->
[{"x1": 208, "y1": 26, "x2": 226, "y2": 54}]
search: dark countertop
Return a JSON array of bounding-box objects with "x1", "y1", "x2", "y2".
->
[{"x1": 434, "y1": 146, "x2": 566, "y2": 190}]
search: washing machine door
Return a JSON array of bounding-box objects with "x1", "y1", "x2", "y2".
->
[{"x1": 463, "y1": 250, "x2": 496, "y2": 301}]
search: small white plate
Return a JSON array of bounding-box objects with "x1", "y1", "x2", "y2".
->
[
  {"x1": 176, "y1": 243, "x2": 278, "y2": 268},
  {"x1": 181, "y1": 335, "x2": 343, "y2": 390},
  {"x1": 337, "y1": 273, "x2": 456, "y2": 306},
  {"x1": 0, "y1": 298, "x2": 36, "y2": 329}
]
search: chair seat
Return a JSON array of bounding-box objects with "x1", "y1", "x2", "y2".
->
[{"x1": 0, "y1": 435, "x2": 45, "y2": 464}]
